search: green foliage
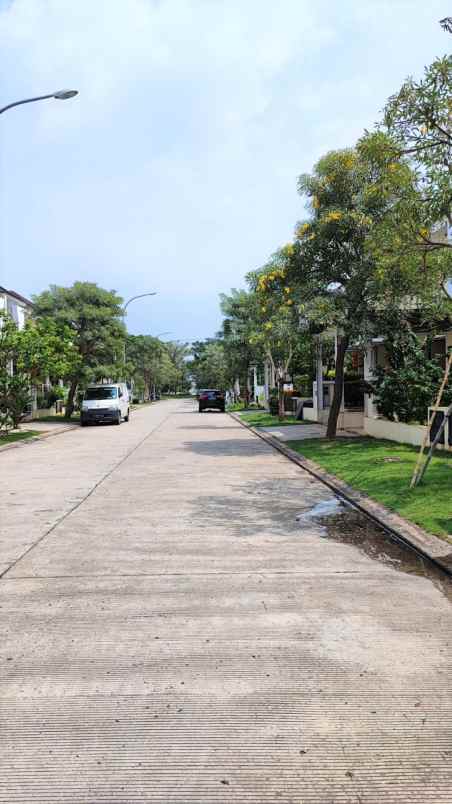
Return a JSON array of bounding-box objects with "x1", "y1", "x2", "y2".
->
[
  {"x1": 370, "y1": 330, "x2": 448, "y2": 424},
  {"x1": 384, "y1": 56, "x2": 452, "y2": 226},
  {"x1": 287, "y1": 437, "x2": 452, "y2": 541},
  {"x1": 189, "y1": 340, "x2": 228, "y2": 390},
  {"x1": 126, "y1": 336, "x2": 189, "y2": 398},
  {"x1": 17, "y1": 317, "x2": 79, "y2": 383},
  {"x1": 0, "y1": 313, "x2": 31, "y2": 431},
  {"x1": 220, "y1": 289, "x2": 263, "y2": 391},
  {"x1": 33, "y1": 282, "x2": 125, "y2": 415}
]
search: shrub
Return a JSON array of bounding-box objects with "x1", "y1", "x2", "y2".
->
[{"x1": 370, "y1": 333, "x2": 448, "y2": 424}]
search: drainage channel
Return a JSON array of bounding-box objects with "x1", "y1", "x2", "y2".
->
[{"x1": 297, "y1": 497, "x2": 452, "y2": 601}]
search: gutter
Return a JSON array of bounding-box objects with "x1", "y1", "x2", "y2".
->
[{"x1": 229, "y1": 412, "x2": 452, "y2": 577}]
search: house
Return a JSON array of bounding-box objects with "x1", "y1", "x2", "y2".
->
[
  {"x1": 0, "y1": 286, "x2": 33, "y2": 330},
  {"x1": 306, "y1": 322, "x2": 452, "y2": 451}
]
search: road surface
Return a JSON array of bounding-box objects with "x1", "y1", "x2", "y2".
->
[{"x1": 1, "y1": 399, "x2": 451, "y2": 803}]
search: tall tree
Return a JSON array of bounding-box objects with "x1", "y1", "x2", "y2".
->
[
  {"x1": 291, "y1": 146, "x2": 431, "y2": 438},
  {"x1": 219, "y1": 289, "x2": 263, "y2": 398},
  {"x1": 247, "y1": 249, "x2": 303, "y2": 417},
  {"x1": 383, "y1": 56, "x2": 452, "y2": 245},
  {"x1": 189, "y1": 340, "x2": 229, "y2": 391},
  {"x1": 33, "y1": 282, "x2": 125, "y2": 417}
]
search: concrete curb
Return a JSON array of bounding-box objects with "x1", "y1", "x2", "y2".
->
[
  {"x1": 229, "y1": 412, "x2": 452, "y2": 576},
  {"x1": 0, "y1": 423, "x2": 80, "y2": 454},
  {"x1": 0, "y1": 402, "x2": 162, "y2": 455}
]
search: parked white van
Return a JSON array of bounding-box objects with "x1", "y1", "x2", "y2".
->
[{"x1": 81, "y1": 383, "x2": 130, "y2": 426}]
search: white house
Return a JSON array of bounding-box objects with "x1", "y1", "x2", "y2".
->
[{"x1": 0, "y1": 286, "x2": 33, "y2": 331}]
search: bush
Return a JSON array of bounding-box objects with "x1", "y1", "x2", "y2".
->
[{"x1": 370, "y1": 333, "x2": 447, "y2": 424}]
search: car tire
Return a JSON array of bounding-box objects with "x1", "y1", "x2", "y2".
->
[
  {"x1": 199, "y1": 407, "x2": 203, "y2": 413},
  {"x1": 115, "y1": 412, "x2": 121, "y2": 425},
  {"x1": 81, "y1": 418, "x2": 88, "y2": 427},
  {"x1": 124, "y1": 409, "x2": 130, "y2": 422}
]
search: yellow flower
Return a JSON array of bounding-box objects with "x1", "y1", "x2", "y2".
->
[
  {"x1": 286, "y1": 299, "x2": 294, "y2": 306},
  {"x1": 324, "y1": 210, "x2": 342, "y2": 223},
  {"x1": 261, "y1": 306, "x2": 267, "y2": 313},
  {"x1": 296, "y1": 222, "x2": 310, "y2": 238},
  {"x1": 284, "y1": 287, "x2": 291, "y2": 294},
  {"x1": 419, "y1": 227, "x2": 429, "y2": 238},
  {"x1": 388, "y1": 162, "x2": 398, "y2": 172},
  {"x1": 264, "y1": 322, "x2": 273, "y2": 330}
]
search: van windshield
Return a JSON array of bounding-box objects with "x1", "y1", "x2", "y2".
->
[{"x1": 85, "y1": 387, "x2": 118, "y2": 400}]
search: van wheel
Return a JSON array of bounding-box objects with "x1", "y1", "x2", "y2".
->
[
  {"x1": 115, "y1": 412, "x2": 121, "y2": 425},
  {"x1": 124, "y1": 409, "x2": 129, "y2": 422}
]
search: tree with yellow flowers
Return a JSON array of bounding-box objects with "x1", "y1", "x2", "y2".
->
[
  {"x1": 247, "y1": 247, "x2": 304, "y2": 418},
  {"x1": 289, "y1": 144, "x2": 447, "y2": 438}
]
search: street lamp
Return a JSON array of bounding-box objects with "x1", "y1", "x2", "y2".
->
[
  {"x1": 0, "y1": 89, "x2": 78, "y2": 115},
  {"x1": 122, "y1": 292, "x2": 157, "y2": 366}
]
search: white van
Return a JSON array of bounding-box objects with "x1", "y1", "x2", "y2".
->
[{"x1": 81, "y1": 383, "x2": 130, "y2": 426}]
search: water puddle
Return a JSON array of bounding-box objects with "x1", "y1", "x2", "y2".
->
[{"x1": 297, "y1": 497, "x2": 452, "y2": 600}]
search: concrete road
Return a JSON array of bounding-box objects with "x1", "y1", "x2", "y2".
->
[{"x1": 1, "y1": 399, "x2": 451, "y2": 803}]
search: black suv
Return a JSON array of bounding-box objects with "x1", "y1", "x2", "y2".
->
[{"x1": 198, "y1": 389, "x2": 225, "y2": 413}]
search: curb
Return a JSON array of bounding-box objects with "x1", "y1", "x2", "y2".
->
[
  {"x1": 0, "y1": 423, "x2": 80, "y2": 454},
  {"x1": 0, "y1": 401, "x2": 162, "y2": 455},
  {"x1": 229, "y1": 412, "x2": 452, "y2": 576}
]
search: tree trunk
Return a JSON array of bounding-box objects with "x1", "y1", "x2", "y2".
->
[
  {"x1": 65, "y1": 378, "x2": 78, "y2": 419},
  {"x1": 326, "y1": 334, "x2": 349, "y2": 439},
  {"x1": 278, "y1": 376, "x2": 285, "y2": 419}
]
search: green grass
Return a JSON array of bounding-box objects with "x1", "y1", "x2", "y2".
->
[
  {"x1": 286, "y1": 437, "x2": 452, "y2": 542},
  {"x1": 239, "y1": 411, "x2": 306, "y2": 427},
  {"x1": 0, "y1": 430, "x2": 40, "y2": 446}
]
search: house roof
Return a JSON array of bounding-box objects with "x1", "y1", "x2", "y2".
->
[{"x1": 0, "y1": 286, "x2": 34, "y2": 308}]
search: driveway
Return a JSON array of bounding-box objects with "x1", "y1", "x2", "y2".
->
[{"x1": 1, "y1": 399, "x2": 451, "y2": 803}]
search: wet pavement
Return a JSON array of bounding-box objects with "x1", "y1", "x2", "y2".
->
[
  {"x1": 297, "y1": 497, "x2": 452, "y2": 602},
  {"x1": 1, "y1": 399, "x2": 451, "y2": 803}
]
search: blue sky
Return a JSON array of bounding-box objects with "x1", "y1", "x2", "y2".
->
[{"x1": 0, "y1": 0, "x2": 449, "y2": 341}]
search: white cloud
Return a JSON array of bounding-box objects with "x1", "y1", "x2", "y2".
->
[{"x1": 0, "y1": 0, "x2": 449, "y2": 339}]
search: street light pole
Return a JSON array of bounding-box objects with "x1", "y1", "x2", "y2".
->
[
  {"x1": 122, "y1": 292, "x2": 157, "y2": 368},
  {"x1": 0, "y1": 89, "x2": 78, "y2": 115}
]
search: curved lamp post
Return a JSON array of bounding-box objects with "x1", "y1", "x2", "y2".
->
[
  {"x1": 122, "y1": 292, "x2": 157, "y2": 366},
  {"x1": 0, "y1": 89, "x2": 78, "y2": 115}
]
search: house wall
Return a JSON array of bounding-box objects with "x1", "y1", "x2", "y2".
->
[{"x1": 364, "y1": 416, "x2": 427, "y2": 446}]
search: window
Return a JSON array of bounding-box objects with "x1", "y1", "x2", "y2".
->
[{"x1": 85, "y1": 387, "x2": 118, "y2": 400}]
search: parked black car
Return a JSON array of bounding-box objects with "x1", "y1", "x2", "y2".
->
[{"x1": 198, "y1": 389, "x2": 225, "y2": 413}]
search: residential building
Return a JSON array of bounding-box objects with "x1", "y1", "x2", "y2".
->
[{"x1": 0, "y1": 286, "x2": 33, "y2": 330}]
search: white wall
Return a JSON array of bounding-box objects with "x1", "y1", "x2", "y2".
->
[{"x1": 364, "y1": 417, "x2": 427, "y2": 447}]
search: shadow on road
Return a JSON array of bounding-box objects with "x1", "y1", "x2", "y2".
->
[{"x1": 181, "y1": 437, "x2": 270, "y2": 457}]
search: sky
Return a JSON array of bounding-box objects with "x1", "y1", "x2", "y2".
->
[{"x1": 0, "y1": 0, "x2": 449, "y2": 341}]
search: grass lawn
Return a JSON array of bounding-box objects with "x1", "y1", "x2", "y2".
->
[
  {"x1": 0, "y1": 430, "x2": 40, "y2": 446},
  {"x1": 239, "y1": 411, "x2": 307, "y2": 427},
  {"x1": 287, "y1": 436, "x2": 452, "y2": 542}
]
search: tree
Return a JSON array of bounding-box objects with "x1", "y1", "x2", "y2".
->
[
  {"x1": 220, "y1": 289, "x2": 263, "y2": 399},
  {"x1": 0, "y1": 313, "x2": 30, "y2": 432},
  {"x1": 189, "y1": 340, "x2": 229, "y2": 391},
  {"x1": 163, "y1": 341, "x2": 191, "y2": 394},
  {"x1": 33, "y1": 282, "x2": 125, "y2": 417},
  {"x1": 290, "y1": 146, "x2": 432, "y2": 438},
  {"x1": 383, "y1": 56, "x2": 452, "y2": 244},
  {"x1": 126, "y1": 335, "x2": 178, "y2": 399},
  {"x1": 247, "y1": 248, "x2": 303, "y2": 417},
  {"x1": 0, "y1": 313, "x2": 77, "y2": 430},
  {"x1": 16, "y1": 317, "x2": 79, "y2": 386}
]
